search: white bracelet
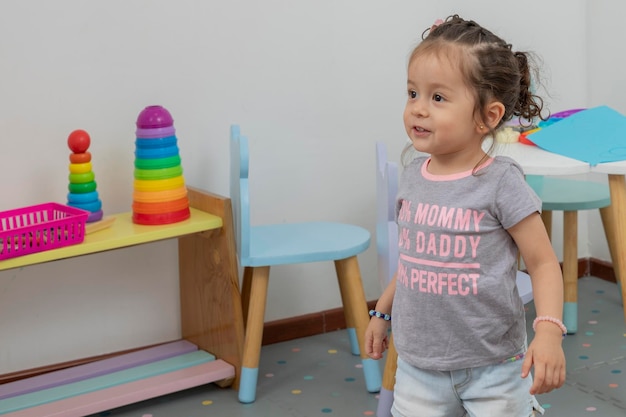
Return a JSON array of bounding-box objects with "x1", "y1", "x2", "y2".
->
[{"x1": 532, "y1": 316, "x2": 567, "y2": 336}]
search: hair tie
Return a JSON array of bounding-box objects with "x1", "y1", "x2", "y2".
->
[{"x1": 430, "y1": 18, "x2": 444, "y2": 32}]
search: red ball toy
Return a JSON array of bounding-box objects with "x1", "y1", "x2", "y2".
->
[{"x1": 68, "y1": 129, "x2": 91, "y2": 153}]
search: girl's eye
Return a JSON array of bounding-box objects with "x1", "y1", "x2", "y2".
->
[
  {"x1": 433, "y1": 94, "x2": 444, "y2": 102},
  {"x1": 408, "y1": 90, "x2": 417, "y2": 99}
]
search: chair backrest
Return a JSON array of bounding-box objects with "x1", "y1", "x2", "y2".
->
[
  {"x1": 230, "y1": 125, "x2": 250, "y2": 263},
  {"x1": 375, "y1": 142, "x2": 399, "y2": 290}
]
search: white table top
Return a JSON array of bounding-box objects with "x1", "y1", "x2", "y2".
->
[
  {"x1": 590, "y1": 160, "x2": 626, "y2": 175},
  {"x1": 492, "y1": 141, "x2": 626, "y2": 176}
]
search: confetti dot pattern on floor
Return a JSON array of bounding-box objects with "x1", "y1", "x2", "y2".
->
[{"x1": 89, "y1": 277, "x2": 625, "y2": 416}]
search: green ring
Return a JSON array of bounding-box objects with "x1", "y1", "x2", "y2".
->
[
  {"x1": 69, "y1": 172, "x2": 95, "y2": 184},
  {"x1": 68, "y1": 181, "x2": 97, "y2": 193},
  {"x1": 134, "y1": 165, "x2": 183, "y2": 180},
  {"x1": 134, "y1": 155, "x2": 181, "y2": 169}
]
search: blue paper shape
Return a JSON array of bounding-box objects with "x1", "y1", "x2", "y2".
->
[{"x1": 528, "y1": 105, "x2": 626, "y2": 166}]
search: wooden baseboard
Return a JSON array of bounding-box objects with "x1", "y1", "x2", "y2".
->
[
  {"x1": 588, "y1": 257, "x2": 619, "y2": 283},
  {"x1": 2, "y1": 257, "x2": 618, "y2": 383},
  {"x1": 261, "y1": 300, "x2": 377, "y2": 346}
]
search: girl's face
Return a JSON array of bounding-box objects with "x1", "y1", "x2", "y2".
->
[{"x1": 403, "y1": 51, "x2": 486, "y2": 172}]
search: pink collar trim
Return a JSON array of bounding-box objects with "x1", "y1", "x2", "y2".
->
[{"x1": 421, "y1": 157, "x2": 494, "y2": 181}]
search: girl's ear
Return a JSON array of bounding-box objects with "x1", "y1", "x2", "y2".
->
[{"x1": 484, "y1": 101, "x2": 506, "y2": 129}]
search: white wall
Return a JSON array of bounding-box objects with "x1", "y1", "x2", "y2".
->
[
  {"x1": 585, "y1": 0, "x2": 626, "y2": 261},
  {"x1": 0, "y1": 0, "x2": 594, "y2": 373}
]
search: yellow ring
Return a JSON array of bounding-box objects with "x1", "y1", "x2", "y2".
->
[
  {"x1": 133, "y1": 175, "x2": 185, "y2": 192},
  {"x1": 69, "y1": 162, "x2": 93, "y2": 174}
]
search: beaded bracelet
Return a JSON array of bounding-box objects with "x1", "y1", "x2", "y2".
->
[
  {"x1": 369, "y1": 309, "x2": 391, "y2": 321},
  {"x1": 532, "y1": 316, "x2": 567, "y2": 336}
]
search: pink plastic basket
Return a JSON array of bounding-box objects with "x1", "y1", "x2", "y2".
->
[{"x1": 0, "y1": 203, "x2": 89, "y2": 261}]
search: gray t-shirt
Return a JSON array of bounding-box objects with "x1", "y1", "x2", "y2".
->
[{"x1": 393, "y1": 155, "x2": 541, "y2": 371}]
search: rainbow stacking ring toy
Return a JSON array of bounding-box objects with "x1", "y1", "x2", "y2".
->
[
  {"x1": 66, "y1": 129, "x2": 104, "y2": 223},
  {"x1": 132, "y1": 105, "x2": 190, "y2": 225}
]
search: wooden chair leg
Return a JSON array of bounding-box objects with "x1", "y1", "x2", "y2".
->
[
  {"x1": 599, "y1": 206, "x2": 618, "y2": 281},
  {"x1": 377, "y1": 332, "x2": 397, "y2": 417},
  {"x1": 334, "y1": 256, "x2": 381, "y2": 393},
  {"x1": 540, "y1": 210, "x2": 553, "y2": 239},
  {"x1": 238, "y1": 266, "x2": 270, "y2": 403},
  {"x1": 563, "y1": 211, "x2": 578, "y2": 333},
  {"x1": 241, "y1": 266, "x2": 254, "y2": 330},
  {"x1": 345, "y1": 311, "x2": 360, "y2": 356},
  {"x1": 342, "y1": 280, "x2": 360, "y2": 356}
]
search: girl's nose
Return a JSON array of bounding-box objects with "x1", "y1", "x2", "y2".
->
[{"x1": 411, "y1": 99, "x2": 428, "y2": 117}]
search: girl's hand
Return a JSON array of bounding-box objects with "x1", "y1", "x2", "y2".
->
[
  {"x1": 521, "y1": 325, "x2": 566, "y2": 394},
  {"x1": 365, "y1": 317, "x2": 390, "y2": 360}
]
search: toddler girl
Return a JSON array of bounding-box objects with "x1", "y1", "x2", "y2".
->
[{"x1": 365, "y1": 15, "x2": 566, "y2": 417}]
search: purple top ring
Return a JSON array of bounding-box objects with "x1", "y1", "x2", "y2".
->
[
  {"x1": 136, "y1": 126, "x2": 176, "y2": 139},
  {"x1": 136, "y1": 105, "x2": 174, "y2": 129}
]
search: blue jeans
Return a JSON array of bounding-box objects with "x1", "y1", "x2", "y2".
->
[{"x1": 392, "y1": 355, "x2": 544, "y2": 417}]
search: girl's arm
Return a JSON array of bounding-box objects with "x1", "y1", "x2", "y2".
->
[
  {"x1": 364, "y1": 275, "x2": 396, "y2": 360},
  {"x1": 508, "y1": 212, "x2": 566, "y2": 395}
]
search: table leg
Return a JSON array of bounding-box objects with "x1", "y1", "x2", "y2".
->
[
  {"x1": 604, "y1": 175, "x2": 626, "y2": 323},
  {"x1": 563, "y1": 211, "x2": 578, "y2": 333}
]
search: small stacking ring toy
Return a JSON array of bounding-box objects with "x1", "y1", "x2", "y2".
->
[
  {"x1": 67, "y1": 191, "x2": 99, "y2": 203},
  {"x1": 133, "y1": 176, "x2": 185, "y2": 192},
  {"x1": 87, "y1": 209, "x2": 104, "y2": 222},
  {"x1": 134, "y1": 145, "x2": 179, "y2": 159},
  {"x1": 69, "y1": 162, "x2": 93, "y2": 174},
  {"x1": 134, "y1": 165, "x2": 183, "y2": 180},
  {"x1": 70, "y1": 152, "x2": 92, "y2": 164},
  {"x1": 133, "y1": 186, "x2": 187, "y2": 203},
  {"x1": 134, "y1": 155, "x2": 181, "y2": 169},
  {"x1": 135, "y1": 136, "x2": 177, "y2": 149},
  {"x1": 69, "y1": 172, "x2": 95, "y2": 184},
  {"x1": 69, "y1": 181, "x2": 97, "y2": 193},
  {"x1": 135, "y1": 126, "x2": 176, "y2": 139}
]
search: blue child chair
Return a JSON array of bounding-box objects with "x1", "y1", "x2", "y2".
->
[
  {"x1": 375, "y1": 142, "x2": 534, "y2": 417},
  {"x1": 230, "y1": 125, "x2": 382, "y2": 403}
]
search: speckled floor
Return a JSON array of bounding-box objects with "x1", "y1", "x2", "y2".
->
[{"x1": 89, "y1": 276, "x2": 625, "y2": 417}]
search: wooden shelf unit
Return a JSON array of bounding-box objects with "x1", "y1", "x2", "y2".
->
[{"x1": 0, "y1": 187, "x2": 245, "y2": 413}]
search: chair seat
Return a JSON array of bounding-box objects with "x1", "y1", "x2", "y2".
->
[
  {"x1": 244, "y1": 222, "x2": 371, "y2": 267},
  {"x1": 526, "y1": 176, "x2": 611, "y2": 211}
]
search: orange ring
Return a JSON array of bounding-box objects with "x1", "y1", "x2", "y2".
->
[
  {"x1": 132, "y1": 186, "x2": 187, "y2": 203},
  {"x1": 70, "y1": 152, "x2": 92, "y2": 163},
  {"x1": 132, "y1": 197, "x2": 189, "y2": 214}
]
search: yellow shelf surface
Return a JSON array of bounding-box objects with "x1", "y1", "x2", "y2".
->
[{"x1": 0, "y1": 208, "x2": 222, "y2": 271}]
